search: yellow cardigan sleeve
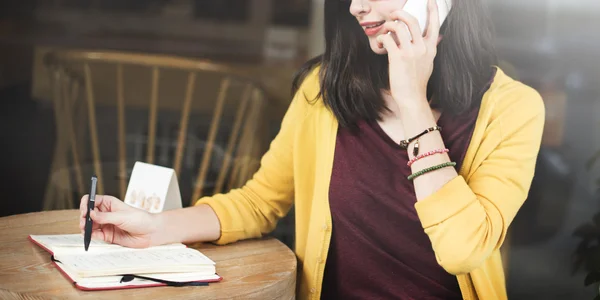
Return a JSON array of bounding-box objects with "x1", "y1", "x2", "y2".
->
[
  {"x1": 194, "y1": 71, "x2": 316, "y2": 245},
  {"x1": 414, "y1": 85, "x2": 545, "y2": 275}
]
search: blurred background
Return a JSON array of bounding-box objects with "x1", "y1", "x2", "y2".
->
[{"x1": 1, "y1": 0, "x2": 599, "y2": 299}]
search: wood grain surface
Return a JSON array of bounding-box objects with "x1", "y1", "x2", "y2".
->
[{"x1": 0, "y1": 210, "x2": 296, "y2": 299}]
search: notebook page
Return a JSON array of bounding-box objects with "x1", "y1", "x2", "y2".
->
[
  {"x1": 31, "y1": 234, "x2": 116, "y2": 248},
  {"x1": 55, "y1": 248, "x2": 215, "y2": 277},
  {"x1": 30, "y1": 234, "x2": 186, "y2": 255}
]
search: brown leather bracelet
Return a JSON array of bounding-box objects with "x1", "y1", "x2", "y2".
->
[{"x1": 399, "y1": 126, "x2": 442, "y2": 149}]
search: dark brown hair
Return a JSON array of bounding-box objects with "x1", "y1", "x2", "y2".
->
[{"x1": 292, "y1": 0, "x2": 498, "y2": 127}]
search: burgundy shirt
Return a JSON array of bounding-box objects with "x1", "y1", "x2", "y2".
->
[{"x1": 320, "y1": 107, "x2": 480, "y2": 299}]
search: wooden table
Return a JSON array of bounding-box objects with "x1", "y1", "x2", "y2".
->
[{"x1": 0, "y1": 210, "x2": 297, "y2": 299}]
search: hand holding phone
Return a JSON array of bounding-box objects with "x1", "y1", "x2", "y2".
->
[{"x1": 376, "y1": 0, "x2": 451, "y2": 104}]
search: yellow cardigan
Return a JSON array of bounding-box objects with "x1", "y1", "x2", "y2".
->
[{"x1": 196, "y1": 67, "x2": 545, "y2": 300}]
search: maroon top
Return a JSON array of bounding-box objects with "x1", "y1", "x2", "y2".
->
[{"x1": 320, "y1": 106, "x2": 480, "y2": 299}]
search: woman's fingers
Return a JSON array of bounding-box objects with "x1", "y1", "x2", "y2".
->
[
  {"x1": 95, "y1": 195, "x2": 124, "y2": 212},
  {"x1": 377, "y1": 33, "x2": 400, "y2": 56},
  {"x1": 80, "y1": 213, "x2": 104, "y2": 232},
  {"x1": 91, "y1": 228, "x2": 113, "y2": 243},
  {"x1": 79, "y1": 194, "x2": 107, "y2": 214},
  {"x1": 80, "y1": 194, "x2": 131, "y2": 218},
  {"x1": 389, "y1": 10, "x2": 424, "y2": 46},
  {"x1": 424, "y1": 0, "x2": 441, "y2": 46},
  {"x1": 90, "y1": 210, "x2": 127, "y2": 227},
  {"x1": 80, "y1": 195, "x2": 90, "y2": 218},
  {"x1": 382, "y1": 20, "x2": 411, "y2": 48}
]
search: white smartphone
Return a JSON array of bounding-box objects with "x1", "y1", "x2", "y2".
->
[{"x1": 402, "y1": 0, "x2": 452, "y2": 36}]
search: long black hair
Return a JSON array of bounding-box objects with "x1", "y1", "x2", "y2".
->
[{"x1": 292, "y1": 0, "x2": 498, "y2": 128}]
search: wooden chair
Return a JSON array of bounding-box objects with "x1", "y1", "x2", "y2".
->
[{"x1": 42, "y1": 50, "x2": 269, "y2": 210}]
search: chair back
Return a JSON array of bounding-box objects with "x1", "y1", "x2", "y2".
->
[{"x1": 43, "y1": 50, "x2": 269, "y2": 209}]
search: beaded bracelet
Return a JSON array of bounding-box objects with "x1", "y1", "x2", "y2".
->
[
  {"x1": 407, "y1": 162, "x2": 457, "y2": 181},
  {"x1": 407, "y1": 148, "x2": 450, "y2": 167}
]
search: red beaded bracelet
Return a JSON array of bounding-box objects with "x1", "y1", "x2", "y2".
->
[{"x1": 407, "y1": 148, "x2": 449, "y2": 167}]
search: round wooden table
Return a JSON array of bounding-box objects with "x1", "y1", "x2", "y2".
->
[{"x1": 0, "y1": 210, "x2": 297, "y2": 299}]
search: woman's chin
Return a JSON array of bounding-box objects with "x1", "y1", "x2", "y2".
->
[
  {"x1": 368, "y1": 40, "x2": 388, "y2": 55},
  {"x1": 370, "y1": 45, "x2": 388, "y2": 55}
]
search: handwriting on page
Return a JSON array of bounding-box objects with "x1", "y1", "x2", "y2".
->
[{"x1": 59, "y1": 248, "x2": 214, "y2": 273}]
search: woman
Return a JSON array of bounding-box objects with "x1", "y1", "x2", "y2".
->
[{"x1": 79, "y1": 0, "x2": 544, "y2": 299}]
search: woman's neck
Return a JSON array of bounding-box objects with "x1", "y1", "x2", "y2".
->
[{"x1": 380, "y1": 91, "x2": 441, "y2": 121}]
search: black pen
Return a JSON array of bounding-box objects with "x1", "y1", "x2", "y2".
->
[{"x1": 84, "y1": 175, "x2": 97, "y2": 251}]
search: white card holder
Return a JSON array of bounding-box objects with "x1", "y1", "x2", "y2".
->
[{"x1": 124, "y1": 162, "x2": 182, "y2": 213}]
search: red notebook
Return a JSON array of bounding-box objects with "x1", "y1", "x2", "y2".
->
[{"x1": 29, "y1": 234, "x2": 222, "y2": 291}]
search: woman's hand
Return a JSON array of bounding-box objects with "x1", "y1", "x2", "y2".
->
[
  {"x1": 377, "y1": 0, "x2": 441, "y2": 104},
  {"x1": 79, "y1": 194, "x2": 162, "y2": 248}
]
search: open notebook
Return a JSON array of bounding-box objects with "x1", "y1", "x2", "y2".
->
[{"x1": 29, "y1": 234, "x2": 222, "y2": 291}]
